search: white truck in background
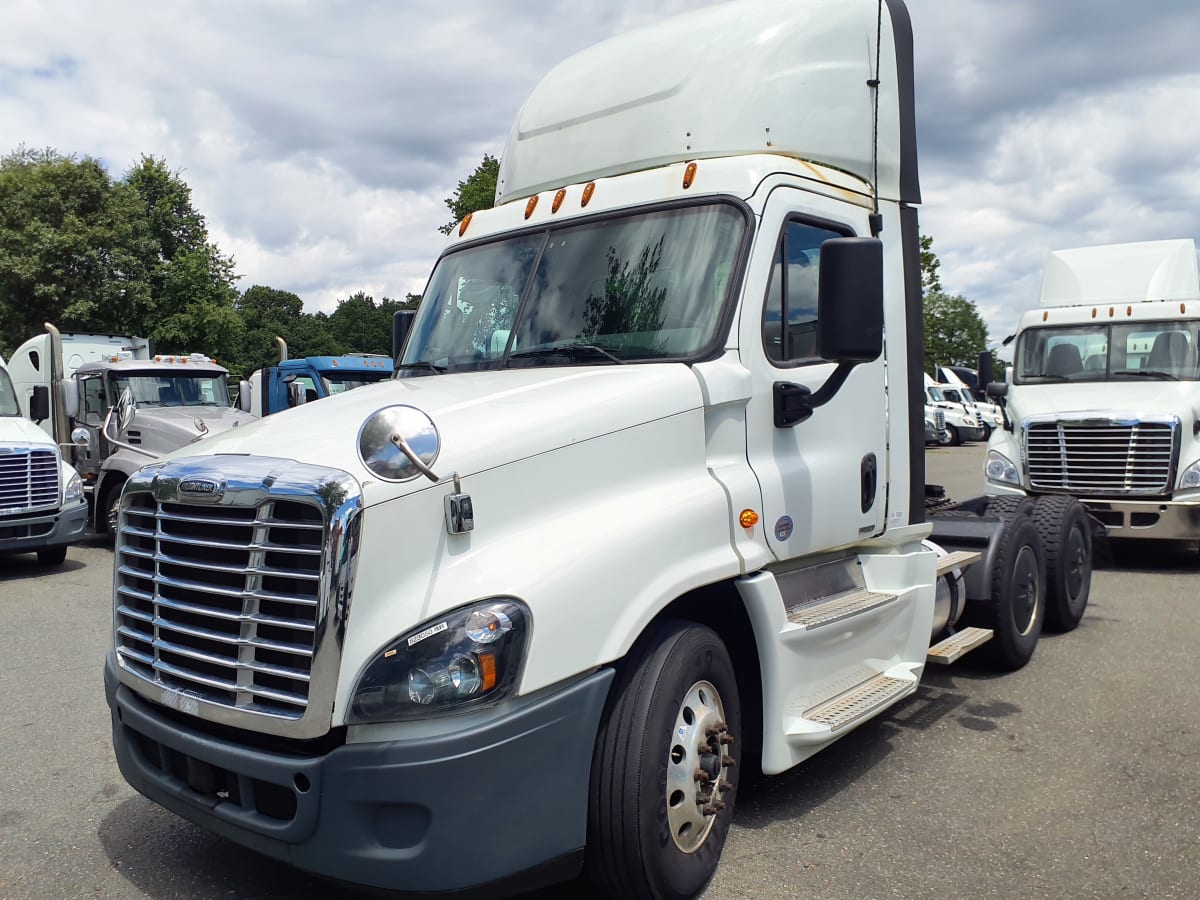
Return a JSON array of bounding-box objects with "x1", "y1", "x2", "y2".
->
[
  {"x1": 0, "y1": 353, "x2": 88, "y2": 564},
  {"x1": 936, "y1": 364, "x2": 1004, "y2": 432},
  {"x1": 7, "y1": 326, "x2": 254, "y2": 535},
  {"x1": 925, "y1": 372, "x2": 987, "y2": 445},
  {"x1": 986, "y1": 239, "x2": 1200, "y2": 542},
  {"x1": 102, "y1": 2, "x2": 1093, "y2": 897}
]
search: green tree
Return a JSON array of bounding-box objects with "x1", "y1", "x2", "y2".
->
[
  {"x1": 0, "y1": 147, "x2": 151, "y2": 354},
  {"x1": 439, "y1": 153, "x2": 499, "y2": 235},
  {"x1": 925, "y1": 290, "x2": 988, "y2": 370},
  {"x1": 919, "y1": 234, "x2": 942, "y2": 295}
]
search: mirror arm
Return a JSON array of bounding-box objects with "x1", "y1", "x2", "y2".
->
[
  {"x1": 808, "y1": 361, "x2": 856, "y2": 408},
  {"x1": 101, "y1": 405, "x2": 160, "y2": 460}
]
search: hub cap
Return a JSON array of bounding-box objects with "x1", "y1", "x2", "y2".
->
[
  {"x1": 665, "y1": 680, "x2": 735, "y2": 853},
  {"x1": 1012, "y1": 544, "x2": 1040, "y2": 635}
]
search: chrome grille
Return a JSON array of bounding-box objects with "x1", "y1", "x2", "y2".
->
[
  {"x1": 0, "y1": 447, "x2": 59, "y2": 514},
  {"x1": 934, "y1": 410, "x2": 946, "y2": 430},
  {"x1": 1025, "y1": 418, "x2": 1178, "y2": 496},
  {"x1": 114, "y1": 492, "x2": 325, "y2": 718}
]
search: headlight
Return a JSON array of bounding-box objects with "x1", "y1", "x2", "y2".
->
[
  {"x1": 985, "y1": 450, "x2": 1020, "y2": 485},
  {"x1": 64, "y1": 473, "x2": 84, "y2": 503},
  {"x1": 347, "y1": 599, "x2": 529, "y2": 724},
  {"x1": 1180, "y1": 460, "x2": 1200, "y2": 489}
]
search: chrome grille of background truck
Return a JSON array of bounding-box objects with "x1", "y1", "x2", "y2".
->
[
  {"x1": 111, "y1": 457, "x2": 362, "y2": 739},
  {"x1": 0, "y1": 447, "x2": 59, "y2": 514},
  {"x1": 1024, "y1": 417, "x2": 1178, "y2": 496}
]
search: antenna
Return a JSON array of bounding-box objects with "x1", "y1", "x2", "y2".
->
[{"x1": 868, "y1": 0, "x2": 884, "y2": 237}]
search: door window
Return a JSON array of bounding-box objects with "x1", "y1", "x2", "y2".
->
[{"x1": 762, "y1": 220, "x2": 847, "y2": 365}]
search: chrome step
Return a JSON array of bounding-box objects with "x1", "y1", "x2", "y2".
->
[
  {"x1": 936, "y1": 550, "x2": 981, "y2": 576},
  {"x1": 802, "y1": 674, "x2": 913, "y2": 732},
  {"x1": 926, "y1": 626, "x2": 993, "y2": 665},
  {"x1": 786, "y1": 589, "x2": 897, "y2": 630}
]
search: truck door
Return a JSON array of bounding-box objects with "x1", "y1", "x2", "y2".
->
[{"x1": 741, "y1": 188, "x2": 888, "y2": 559}]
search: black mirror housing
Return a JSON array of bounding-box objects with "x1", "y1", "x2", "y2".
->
[
  {"x1": 393, "y1": 310, "x2": 417, "y2": 361},
  {"x1": 977, "y1": 351, "x2": 994, "y2": 390},
  {"x1": 29, "y1": 385, "x2": 50, "y2": 422},
  {"x1": 817, "y1": 237, "x2": 883, "y2": 363},
  {"x1": 986, "y1": 381, "x2": 1008, "y2": 400}
]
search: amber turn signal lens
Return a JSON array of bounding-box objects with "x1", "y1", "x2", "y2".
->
[
  {"x1": 739, "y1": 509, "x2": 759, "y2": 528},
  {"x1": 683, "y1": 162, "x2": 697, "y2": 189},
  {"x1": 458, "y1": 213, "x2": 473, "y2": 237},
  {"x1": 524, "y1": 195, "x2": 539, "y2": 219},
  {"x1": 581, "y1": 182, "x2": 595, "y2": 207},
  {"x1": 552, "y1": 188, "x2": 566, "y2": 213}
]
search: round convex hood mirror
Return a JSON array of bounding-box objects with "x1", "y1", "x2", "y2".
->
[{"x1": 358, "y1": 405, "x2": 440, "y2": 482}]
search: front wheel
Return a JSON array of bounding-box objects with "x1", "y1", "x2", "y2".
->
[
  {"x1": 586, "y1": 621, "x2": 741, "y2": 900},
  {"x1": 1032, "y1": 495, "x2": 1091, "y2": 632},
  {"x1": 938, "y1": 424, "x2": 958, "y2": 447},
  {"x1": 36, "y1": 546, "x2": 68, "y2": 565}
]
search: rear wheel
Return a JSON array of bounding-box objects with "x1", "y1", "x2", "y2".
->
[
  {"x1": 1032, "y1": 495, "x2": 1091, "y2": 632},
  {"x1": 964, "y1": 515, "x2": 1045, "y2": 670},
  {"x1": 36, "y1": 546, "x2": 68, "y2": 565},
  {"x1": 586, "y1": 621, "x2": 741, "y2": 900}
]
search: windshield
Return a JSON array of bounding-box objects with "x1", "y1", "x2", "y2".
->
[
  {"x1": 0, "y1": 369, "x2": 19, "y2": 416},
  {"x1": 400, "y1": 202, "x2": 746, "y2": 373},
  {"x1": 927, "y1": 386, "x2": 944, "y2": 402},
  {"x1": 323, "y1": 372, "x2": 389, "y2": 394},
  {"x1": 1015, "y1": 321, "x2": 1200, "y2": 383},
  {"x1": 941, "y1": 387, "x2": 965, "y2": 404},
  {"x1": 108, "y1": 372, "x2": 231, "y2": 407}
]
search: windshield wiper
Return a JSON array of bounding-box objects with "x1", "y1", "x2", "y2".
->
[
  {"x1": 508, "y1": 344, "x2": 626, "y2": 365},
  {"x1": 1113, "y1": 369, "x2": 1178, "y2": 380},
  {"x1": 395, "y1": 360, "x2": 447, "y2": 375}
]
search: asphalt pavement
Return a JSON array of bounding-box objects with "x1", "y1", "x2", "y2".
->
[{"x1": 1, "y1": 442, "x2": 1196, "y2": 899}]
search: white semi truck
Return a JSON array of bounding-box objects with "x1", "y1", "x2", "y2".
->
[
  {"x1": 102, "y1": 2, "x2": 1093, "y2": 896},
  {"x1": 985, "y1": 239, "x2": 1200, "y2": 542},
  {"x1": 7, "y1": 326, "x2": 255, "y2": 535},
  {"x1": 0, "y1": 354, "x2": 88, "y2": 564}
]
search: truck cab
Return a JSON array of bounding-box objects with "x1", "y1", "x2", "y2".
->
[
  {"x1": 7, "y1": 329, "x2": 255, "y2": 534},
  {"x1": 238, "y1": 338, "x2": 394, "y2": 416},
  {"x1": 0, "y1": 354, "x2": 88, "y2": 564},
  {"x1": 102, "y1": 3, "x2": 1090, "y2": 897},
  {"x1": 985, "y1": 239, "x2": 1200, "y2": 541}
]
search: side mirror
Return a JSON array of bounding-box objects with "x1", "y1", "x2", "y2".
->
[
  {"x1": 70, "y1": 426, "x2": 91, "y2": 447},
  {"x1": 393, "y1": 309, "x2": 417, "y2": 361},
  {"x1": 986, "y1": 382, "x2": 1008, "y2": 400},
  {"x1": 817, "y1": 237, "x2": 884, "y2": 363},
  {"x1": 29, "y1": 385, "x2": 50, "y2": 422},
  {"x1": 114, "y1": 388, "x2": 136, "y2": 433},
  {"x1": 977, "y1": 351, "x2": 994, "y2": 392},
  {"x1": 237, "y1": 380, "x2": 251, "y2": 413}
]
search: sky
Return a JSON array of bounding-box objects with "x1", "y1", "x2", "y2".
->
[{"x1": 3, "y1": 0, "x2": 1199, "y2": 350}]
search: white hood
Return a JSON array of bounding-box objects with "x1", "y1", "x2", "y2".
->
[
  {"x1": 172, "y1": 365, "x2": 705, "y2": 507},
  {"x1": 1009, "y1": 381, "x2": 1200, "y2": 422},
  {"x1": 0, "y1": 414, "x2": 58, "y2": 448}
]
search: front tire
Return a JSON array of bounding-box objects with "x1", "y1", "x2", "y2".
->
[
  {"x1": 938, "y1": 424, "x2": 958, "y2": 447},
  {"x1": 586, "y1": 621, "x2": 741, "y2": 900},
  {"x1": 36, "y1": 546, "x2": 68, "y2": 565},
  {"x1": 101, "y1": 477, "x2": 125, "y2": 541}
]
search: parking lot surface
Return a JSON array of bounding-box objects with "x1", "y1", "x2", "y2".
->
[{"x1": 1, "y1": 443, "x2": 1196, "y2": 898}]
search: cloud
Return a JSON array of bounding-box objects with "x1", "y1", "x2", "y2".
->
[{"x1": 1, "y1": 0, "x2": 1198, "y2": 337}]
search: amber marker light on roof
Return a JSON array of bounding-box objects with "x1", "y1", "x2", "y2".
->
[
  {"x1": 552, "y1": 188, "x2": 566, "y2": 213},
  {"x1": 524, "y1": 195, "x2": 539, "y2": 219},
  {"x1": 458, "y1": 213, "x2": 473, "y2": 237},
  {"x1": 683, "y1": 162, "x2": 698, "y2": 189},
  {"x1": 1042, "y1": 311, "x2": 1048, "y2": 322},
  {"x1": 739, "y1": 509, "x2": 759, "y2": 529},
  {"x1": 581, "y1": 182, "x2": 595, "y2": 207}
]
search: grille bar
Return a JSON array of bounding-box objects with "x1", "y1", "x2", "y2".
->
[
  {"x1": 114, "y1": 491, "x2": 325, "y2": 718},
  {"x1": 0, "y1": 448, "x2": 60, "y2": 513},
  {"x1": 1025, "y1": 419, "x2": 1177, "y2": 495}
]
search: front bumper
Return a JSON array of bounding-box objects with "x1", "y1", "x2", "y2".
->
[
  {"x1": 105, "y1": 654, "x2": 613, "y2": 893},
  {"x1": 1075, "y1": 497, "x2": 1200, "y2": 540},
  {"x1": 0, "y1": 497, "x2": 88, "y2": 554}
]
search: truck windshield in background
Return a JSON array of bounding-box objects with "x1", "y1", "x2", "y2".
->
[
  {"x1": 108, "y1": 372, "x2": 231, "y2": 407},
  {"x1": 1015, "y1": 322, "x2": 1200, "y2": 383},
  {"x1": 400, "y1": 202, "x2": 746, "y2": 373},
  {"x1": 0, "y1": 368, "x2": 19, "y2": 416}
]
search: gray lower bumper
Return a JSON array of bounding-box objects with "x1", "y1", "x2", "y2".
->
[
  {"x1": 105, "y1": 654, "x2": 613, "y2": 894},
  {"x1": 1078, "y1": 498, "x2": 1200, "y2": 540},
  {"x1": 0, "y1": 498, "x2": 88, "y2": 554}
]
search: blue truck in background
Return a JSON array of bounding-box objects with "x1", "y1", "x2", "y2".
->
[{"x1": 237, "y1": 337, "x2": 392, "y2": 416}]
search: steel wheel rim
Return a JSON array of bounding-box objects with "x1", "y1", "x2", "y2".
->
[
  {"x1": 1065, "y1": 523, "x2": 1088, "y2": 607},
  {"x1": 1012, "y1": 544, "x2": 1040, "y2": 635},
  {"x1": 665, "y1": 679, "x2": 731, "y2": 854}
]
